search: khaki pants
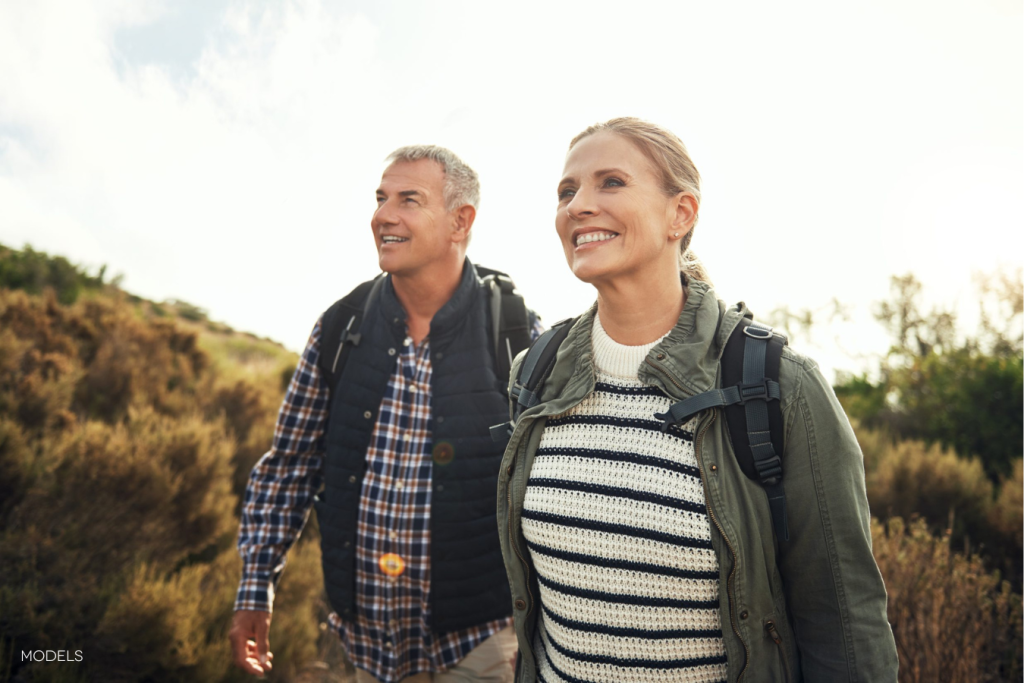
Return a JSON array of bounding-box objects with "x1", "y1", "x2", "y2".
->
[{"x1": 353, "y1": 626, "x2": 517, "y2": 682}]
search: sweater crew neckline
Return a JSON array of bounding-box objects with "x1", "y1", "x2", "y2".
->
[{"x1": 591, "y1": 313, "x2": 670, "y2": 380}]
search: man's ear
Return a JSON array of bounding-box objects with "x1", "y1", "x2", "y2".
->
[{"x1": 451, "y1": 204, "x2": 476, "y2": 245}]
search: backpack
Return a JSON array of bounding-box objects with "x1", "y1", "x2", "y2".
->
[
  {"x1": 491, "y1": 316, "x2": 791, "y2": 542},
  {"x1": 316, "y1": 267, "x2": 533, "y2": 397}
]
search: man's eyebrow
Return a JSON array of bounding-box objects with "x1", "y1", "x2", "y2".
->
[{"x1": 375, "y1": 189, "x2": 425, "y2": 198}]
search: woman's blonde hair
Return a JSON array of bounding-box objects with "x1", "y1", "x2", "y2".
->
[{"x1": 569, "y1": 117, "x2": 711, "y2": 284}]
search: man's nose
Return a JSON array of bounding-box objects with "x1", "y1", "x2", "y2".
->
[{"x1": 373, "y1": 200, "x2": 400, "y2": 227}]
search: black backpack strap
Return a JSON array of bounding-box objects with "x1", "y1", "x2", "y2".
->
[
  {"x1": 490, "y1": 318, "x2": 576, "y2": 443},
  {"x1": 317, "y1": 277, "x2": 381, "y2": 391},
  {"x1": 478, "y1": 269, "x2": 531, "y2": 389},
  {"x1": 654, "y1": 319, "x2": 789, "y2": 541}
]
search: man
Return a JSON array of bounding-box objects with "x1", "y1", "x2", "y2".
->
[{"x1": 229, "y1": 146, "x2": 540, "y2": 682}]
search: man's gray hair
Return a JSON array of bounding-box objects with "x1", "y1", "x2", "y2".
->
[{"x1": 385, "y1": 145, "x2": 481, "y2": 212}]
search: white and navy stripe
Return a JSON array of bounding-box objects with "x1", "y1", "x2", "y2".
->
[{"x1": 521, "y1": 314, "x2": 727, "y2": 683}]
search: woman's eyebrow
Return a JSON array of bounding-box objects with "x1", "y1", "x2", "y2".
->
[{"x1": 593, "y1": 167, "x2": 631, "y2": 179}]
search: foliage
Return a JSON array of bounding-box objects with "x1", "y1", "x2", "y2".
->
[
  {"x1": 0, "y1": 244, "x2": 108, "y2": 306},
  {"x1": 0, "y1": 246, "x2": 330, "y2": 683},
  {"x1": 836, "y1": 270, "x2": 1023, "y2": 480},
  {"x1": 872, "y1": 517, "x2": 1023, "y2": 683},
  {"x1": 863, "y1": 436, "x2": 992, "y2": 549}
]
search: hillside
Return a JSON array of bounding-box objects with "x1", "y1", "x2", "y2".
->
[{"x1": 0, "y1": 244, "x2": 1019, "y2": 682}]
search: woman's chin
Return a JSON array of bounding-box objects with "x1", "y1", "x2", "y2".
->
[{"x1": 570, "y1": 259, "x2": 615, "y2": 285}]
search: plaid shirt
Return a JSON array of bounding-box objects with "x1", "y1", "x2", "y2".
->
[{"x1": 236, "y1": 310, "x2": 542, "y2": 682}]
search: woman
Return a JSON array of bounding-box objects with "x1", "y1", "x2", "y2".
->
[{"x1": 497, "y1": 118, "x2": 898, "y2": 683}]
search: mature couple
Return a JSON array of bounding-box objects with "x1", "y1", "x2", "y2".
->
[{"x1": 229, "y1": 118, "x2": 899, "y2": 683}]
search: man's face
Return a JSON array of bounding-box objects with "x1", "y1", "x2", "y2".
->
[{"x1": 372, "y1": 159, "x2": 455, "y2": 277}]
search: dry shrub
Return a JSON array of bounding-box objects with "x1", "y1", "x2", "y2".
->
[
  {"x1": 865, "y1": 436, "x2": 993, "y2": 549},
  {"x1": 990, "y1": 459, "x2": 1023, "y2": 548},
  {"x1": 873, "y1": 517, "x2": 1023, "y2": 682},
  {"x1": 0, "y1": 283, "x2": 329, "y2": 683}
]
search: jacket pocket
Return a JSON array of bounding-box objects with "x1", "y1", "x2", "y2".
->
[{"x1": 764, "y1": 615, "x2": 792, "y2": 682}]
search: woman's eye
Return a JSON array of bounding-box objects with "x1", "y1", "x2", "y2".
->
[
  {"x1": 558, "y1": 188, "x2": 576, "y2": 201},
  {"x1": 603, "y1": 177, "x2": 625, "y2": 188}
]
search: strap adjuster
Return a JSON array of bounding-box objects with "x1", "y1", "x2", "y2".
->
[
  {"x1": 754, "y1": 455, "x2": 783, "y2": 484},
  {"x1": 743, "y1": 325, "x2": 773, "y2": 340},
  {"x1": 738, "y1": 379, "x2": 776, "y2": 404}
]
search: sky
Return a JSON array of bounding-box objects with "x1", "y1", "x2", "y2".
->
[{"x1": 1, "y1": 0, "x2": 1021, "y2": 381}]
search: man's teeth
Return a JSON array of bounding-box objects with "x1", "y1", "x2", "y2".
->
[
  {"x1": 576, "y1": 232, "x2": 618, "y2": 246},
  {"x1": 382, "y1": 236, "x2": 409, "y2": 243}
]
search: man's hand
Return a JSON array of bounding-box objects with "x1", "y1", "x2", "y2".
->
[{"x1": 230, "y1": 610, "x2": 274, "y2": 676}]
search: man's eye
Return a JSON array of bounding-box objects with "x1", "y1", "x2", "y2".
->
[{"x1": 376, "y1": 196, "x2": 386, "y2": 204}]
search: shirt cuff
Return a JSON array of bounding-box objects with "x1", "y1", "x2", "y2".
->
[{"x1": 234, "y1": 567, "x2": 277, "y2": 613}]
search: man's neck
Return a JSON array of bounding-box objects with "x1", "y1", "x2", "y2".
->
[{"x1": 391, "y1": 257, "x2": 465, "y2": 344}]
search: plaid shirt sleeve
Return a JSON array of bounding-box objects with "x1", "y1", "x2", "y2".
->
[{"x1": 235, "y1": 317, "x2": 330, "y2": 613}]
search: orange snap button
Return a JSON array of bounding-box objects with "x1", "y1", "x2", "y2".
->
[{"x1": 379, "y1": 553, "x2": 406, "y2": 577}]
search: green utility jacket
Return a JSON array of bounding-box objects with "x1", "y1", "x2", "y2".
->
[{"x1": 497, "y1": 281, "x2": 899, "y2": 682}]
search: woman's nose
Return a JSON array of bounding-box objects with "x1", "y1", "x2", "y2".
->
[{"x1": 566, "y1": 188, "x2": 597, "y2": 220}]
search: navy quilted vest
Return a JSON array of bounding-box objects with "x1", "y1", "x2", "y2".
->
[{"x1": 316, "y1": 260, "x2": 512, "y2": 633}]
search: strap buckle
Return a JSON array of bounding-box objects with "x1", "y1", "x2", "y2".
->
[
  {"x1": 754, "y1": 455, "x2": 783, "y2": 484},
  {"x1": 743, "y1": 324, "x2": 773, "y2": 340},
  {"x1": 738, "y1": 379, "x2": 772, "y2": 404}
]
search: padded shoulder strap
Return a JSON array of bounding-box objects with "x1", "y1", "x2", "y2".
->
[
  {"x1": 653, "y1": 317, "x2": 789, "y2": 541},
  {"x1": 478, "y1": 267, "x2": 531, "y2": 391},
  {"x1": 317, "y1": 276, "x2": 381, "y2": 391},
  {"x1": 489, "y1": 317, "x2": 576, "y2": 443}
]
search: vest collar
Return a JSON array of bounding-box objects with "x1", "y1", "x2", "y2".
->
[{"x1": 378, "y1": 257, "x2": 481, "y2": 342}]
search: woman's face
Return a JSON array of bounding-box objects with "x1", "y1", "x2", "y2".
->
[{"x1": 555, "y1": 130, "x2": 694, "y2": 286}]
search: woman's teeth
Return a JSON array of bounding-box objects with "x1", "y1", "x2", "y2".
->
[{"x1": 576, "y1": 232, "x2": 618, "y2": 246}]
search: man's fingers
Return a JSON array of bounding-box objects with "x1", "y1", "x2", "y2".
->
[
  {"x1": 230, "y1": 610, "x2": 271, "y2": 675},
  {"x1": 255, "y1": 613, "x2": 272, "y2": 668}
]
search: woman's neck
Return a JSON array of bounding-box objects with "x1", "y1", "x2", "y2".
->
[{"x1": 594, "y1": 267, "x2": 686, "y2": 346}]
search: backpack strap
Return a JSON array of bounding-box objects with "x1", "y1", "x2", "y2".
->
[
  {"x1": 477, "y1": 268, "x2": 531, "y2": 390},
  {"x1": 490, "y1": 317, "x2": 576, "y2": 443},
  {"x1": 654, "y1": 319, "x2": 790, "y2": 541},
  {"x1": 317, "y1": 276, "x2": 382, "y2": 391}
]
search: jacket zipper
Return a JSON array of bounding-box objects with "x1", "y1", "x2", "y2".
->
[
  {"x1": 765, "y1": 619, "x2": 791, "y2": 681},
  {"x1": 646, "y1": 354, "x2": 750, "y2": 678},
  {"x1": 507, "y1": 426, "x2": 535, "y2": 617},
  {"x1": 692, "y1": 410, "x2": 749, "y2": 683}
]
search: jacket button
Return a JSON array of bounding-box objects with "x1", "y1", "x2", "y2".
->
[
  {"x1": 656, "y1": 353, "x2": 666, "y2": 360},
  {"x1": 740, "y1": 610, "x2": 749, "y2": 620},
  {"x1": 436, "y1": 484, "x2": 444, "y2": 493},
  {"x1": 388, "y1": 348, "x2": 396, "y2": 356},
  {"x1": 436, "y1": 415, "x2": 444, "y2": 423},
  {"x1": 363, "y1": 410, "x2": 373, "y2": 419},
  {"x1": 348, "y1": 475, "x2": 357, "y2": 483},
  {"x1": 514, "y1": 599, "x2": 526, "y2": 611},
  {"x1": 436, "y1": 352, "x2": 444, "y2": 360},
  {"x1": 343, "y1": 541, "x2": 351, "y2": 548},
  {"x1": 710, "y1": 464, "x2": 718, "y2": 472}
]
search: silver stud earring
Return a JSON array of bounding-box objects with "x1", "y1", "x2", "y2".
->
[{"x1": 673, "y1": 232, "x2": 679, "y2": 238}]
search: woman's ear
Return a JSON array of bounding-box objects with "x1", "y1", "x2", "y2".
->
[{"x1": 670, "y1": 192, "x2": 698, "y2": 239}]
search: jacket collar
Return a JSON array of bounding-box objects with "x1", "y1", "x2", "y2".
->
[
  {"x1": 378, "y1": 257, "x2": 482, "y2": 342},
  {"x1": 535, "y1": 280, "x2": 752, "y2": 411}
]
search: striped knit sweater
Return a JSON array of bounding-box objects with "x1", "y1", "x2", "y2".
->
[{"x1": 521, "y1": 313, "x2": 728, "y2": 683}]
